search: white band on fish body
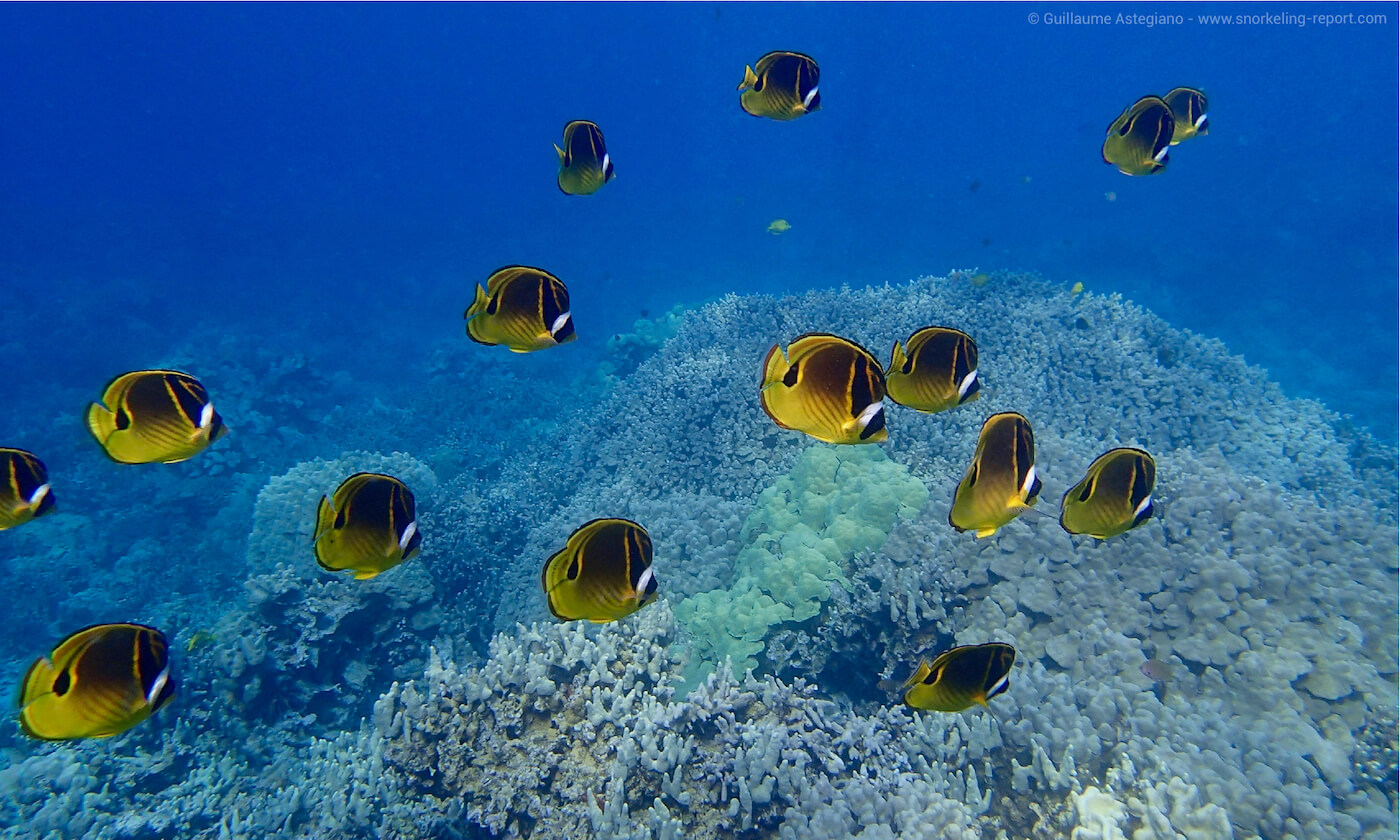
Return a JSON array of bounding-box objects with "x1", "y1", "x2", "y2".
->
[
  {"x1": 398, "y1": 520, "x2": 419, "y2": 552},
  {"x1": 1021, "y1": 465, "x2": 1039, "y2": 498},
  {"x1": 958, "y1": 369, "x2": 978, "y2": 399},
  {"x1": 855, "y1": 399, "x2": 884, "y2": 430}
]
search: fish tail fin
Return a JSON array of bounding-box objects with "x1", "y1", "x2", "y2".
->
[
  {"x1": 85, "y1": 402, "x2": 114, "y2": 444},
  {"x1": 464, "y1": 284, "x2": 489, "y2": 322},
  {"x1": 21, "y1": 656, "x2": 56, "y2": 704},
  {"x1": 759, "y1": 343, "x2": 791, "y2": 390},
  {"x1": 888, "y1": 340, "x2": 907, "y2": 375},
  {"x1": 312, "y1": 496, "x2": 335, "y2": 543},
  {"x1": 738, "y1": 65, "x2": 757, "y2": 92}
]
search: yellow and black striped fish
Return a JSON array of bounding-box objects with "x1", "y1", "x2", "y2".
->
[
  {"x1": 1060, "y1": 447, "x2": 1156, "y2": 539},
  {"x1": 737, "y1": 51, "x2": 821, "y2": 121},
  {"x1": 949, "y1": 412, "x2": 1042, "y2": 538},
  {"x1": 555, "y1": 120, "x2": 616, "y2": 196},
  {"x1": 464, "y1": 265, "x2": 577, "y2": 353},
  {"x1": 1163, "y1": 87, "x2": 1209, "y2": 144},
  {"x1": 19, "y1": 623, "x2": 175, "y2": 740},
  {"x1": 885, "y1": 327, "x2": 980, "y2": 414},
  {"x1": 1101, "y1": 95, "x2": 1175, "y2": 176},
  {"x1": 0, "y1": 448, "x2": 54, "y2": 531},
  {"x1": 86, "y1": 370, "x2": 228, "y2": 464},
  {"x1": 760, "y1": 333, "x2": 887, "y2": 445},
  {"x1": 902, "y1": 642, "x2": 1015, "y2": 713},
  {"x1": 542, "y1": 518, "x2": 657, "y2": 623},
  {"x1": 313, "y1": 473, "x2": 422, "y2": 580}
]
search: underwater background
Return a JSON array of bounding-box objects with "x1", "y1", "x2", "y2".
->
[{"x1": 0, "y1": 2, "x2": 1396, "y2": 839}]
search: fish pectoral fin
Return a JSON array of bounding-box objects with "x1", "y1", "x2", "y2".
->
[
  {"x1": 974, "y1": 527, "x2": 999, "y2": 539},
  {"x1": 737, "y1": 65, "x2": 758, "y2": 91},
  {"x1": 353, "y1": 569, "x2": 380, "y2": 581},
  {"x1": 554, "y1": 143, "x2": 566, "y2": 164}
]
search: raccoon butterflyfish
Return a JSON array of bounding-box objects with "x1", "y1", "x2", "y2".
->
[
  {"x1": 313, "y1": 473, "x2": 422, "y2": 580},
  {"x1": 541, "y1": 518, "x2": 657, "y2": 623},
  {"x1": 19, "y1": 623, "x2": 175, "y2": 740},
  {"x1": 737, "y1": 51, "x2": 820, "y2": 121},
  {"x1": 885, "y1": 327, "x2": 980, "y2": 414},
  {"x1": 902, "y1": 642, "x2": 1015, "y2": 713},
  {"x1": 1162, "y1": 87, "x2": 1208, "y2": 144},
  {"x1": 948, "y1": 412, "x2": 1042, "y2": 537},
  {"x1": 464, "y1": 265, "x2": 577, "y2": 353},
  {"x1": 0, "y1": 448, "x2": 54, "y2": 531},
  {"x1": 554, "y1": 120, "x2": 615, "y2": 196},
  {"x1": 1101, "y1": 96, "x2": 1174, "y2": 176},
  {"x1": 86, "y1": 370, "x2": 228, "y2": 464},
  {"x1": 767, "y1": 218, "x2": 792, "y2": 235},
  {"x1": 1059, "y1": 447, "x2": 1156, "y2": 539},
  {"x1": 760, "y1": 333, "x2": 887, "y2": 445}
]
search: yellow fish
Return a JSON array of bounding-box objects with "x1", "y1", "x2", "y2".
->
[
  {"x1": 541, "y1": 518, "x2": 657, "y2": 623},
  {"x1": 760, "y1": 333, "x2": 887, "y2": 445},
  {"x1": 738, "y1": 51, "x2": 820, "y2": 121},
  {"x1": 969, "y1": 272, "x2": 991, "y2": 287},
  {"x1": 0, "y1": 448, "x2": 54, "y2": 531},
  {"x1": 314, "y1": 473, "x2": 422, "y2": 580},
  {"x1": 902, "y1": 643, "x2": 1015, "y2": 712},
  {"x1": 464, "y1": 265, "x2": 577, "y2": 353},
  {"x1": 554, "y1": 120, "x2": 615, "y2": 196},
  {"x1": 767, "y1": 218, "x2": 792, "y2": 235},
  {"x1": 1162, "y1": 87, "x2": 1209, "y2": 144},
  {"x1": 185, "y1": 630, "x2": 217, "y2": 653},
  {"x1": 1071, "y1": 281, "x2": 1085, "y2": 294},
  {"x1": 19, "y1": 623, "x2": 175, "y2": 740},
  {"x1": 1059, "y1": 447, "x2": 1156, "y2": 539},
  {"x1": 885, "y1": 327, "x2": 980, "y2": 414},
  {"x1": 1101, "y1": 95, "x2": 1174, "y2": 176},
  {"x1": 948, "y1": 412, "x2": 1042, "y2": 537},
  {"x1": 86, "y1": 370, "x2": 228, "y2": 464}
]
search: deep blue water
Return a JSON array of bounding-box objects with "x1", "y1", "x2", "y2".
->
[{"x1": 1, "y1": 1, "x2": 1396, "y2": 431}]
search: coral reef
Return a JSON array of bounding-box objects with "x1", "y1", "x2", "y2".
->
[
  {"x1": 2, "y1": 273, "x2": 1394, "y2": 840},
  {"x1": 376, "y1": 603, "x2": 992, "y2": 840}
]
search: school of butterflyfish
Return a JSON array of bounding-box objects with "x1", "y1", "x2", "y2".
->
[{"x1": 7, "y1": 51, "x2": 1192, "y2": 739}]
